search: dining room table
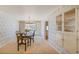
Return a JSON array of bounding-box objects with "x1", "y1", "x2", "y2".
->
[
  {"x1": 19, "y1": 32, "x2": 32, "y2": 46},
  {"x1": 16, "y1": 31, "x2": 33, "y2": 51}
]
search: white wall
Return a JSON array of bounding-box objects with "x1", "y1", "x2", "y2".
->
[
  {"x1": 19, "y1": 21, "x2": 25, "y2": 33},
  {"x1": 48, "y1": 13, "x2": 57, "y2": 44},
  {"x1": 41, "y1": 20, "x2": 45, "y2": 39},
  {"x1": 0, "y1": 11, "x2": 19, "y2": 47}
]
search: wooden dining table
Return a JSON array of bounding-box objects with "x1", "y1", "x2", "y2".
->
[
  {"x1": 19, "y1": 32, "x2": 32, "y2": 46},
  {"x1": 16, "y1": 32, "x2": 32, "y2": 51}
]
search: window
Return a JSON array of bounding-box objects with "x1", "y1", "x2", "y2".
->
[{"x1": 25, "y1": 24, "x2": 36, "y2": 30}]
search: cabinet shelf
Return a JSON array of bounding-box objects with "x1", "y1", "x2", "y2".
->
[
  {"x1": 56, "y1": 14, "x2": 62, "y2": 31},
  {"x1": 64, "y1": 24, "x2": 75, "y2": 27},
  {"x1": 64, "y1": 9, "x2": 75, "y2": 32},
  {"x1": 56, "y1": 8, "x2": 75, "y2": 32},
  {"x1": 64, "y1": 26, "x2": 75, "y2": 32}
]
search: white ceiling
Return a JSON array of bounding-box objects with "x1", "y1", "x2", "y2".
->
[{"x1": 0, "y1": 5, "x2": 59, "y2": 20}]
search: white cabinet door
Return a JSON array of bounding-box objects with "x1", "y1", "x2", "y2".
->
[
  {"x1": 77, "y1": 8, "x2": 79, "y2": 53},
  {"x1": 56, "y1": 32, "x2": 63, "y2": 47},
  {"x1": 64, "y1": 32, "x2": 76, "y2": 53},
  {"x1": 77, "y1": 32, "x2": 79, "y2": 53}
]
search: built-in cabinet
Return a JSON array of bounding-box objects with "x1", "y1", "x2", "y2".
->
[
  {"x1": 56, "y1": 14, "x2": 63, "y2": 47},
  {"x1": 56, "y1": 15, "x2": 62, "y2": 31},
  {"x1": 77, "y1": 8, "x2": 79, "y2": 53},
  {"x1": 56, "y1": 6, "x2": 79, "y2": 53},
  {"x1": 63, "y1": 9, "x2": 76, "y2": 53}
]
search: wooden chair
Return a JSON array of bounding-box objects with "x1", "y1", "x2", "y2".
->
[
  {"x1": 26, "y1": 30, "x2": 35, "y2": 44},
  {"x1": 16, "y1": 31, "x2": 29, "y2": 51},
  {"x1": 30, "y1": 30, "x2": 35, "y2": 43}
]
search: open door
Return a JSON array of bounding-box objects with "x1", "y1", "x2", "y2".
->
[{"x1": 45, "y1": 21, "x2": 48, "y2": 40}]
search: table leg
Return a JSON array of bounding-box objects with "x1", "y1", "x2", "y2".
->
[
  {"x1": 17, "y1": 43, "x2": 19, "y2": 51},
  {"x1": 24, "y1": 40, "x2": 26, "y2": 51},
  {"x1": 30, "y1": 38, "x2": 31, "y2": 46}
]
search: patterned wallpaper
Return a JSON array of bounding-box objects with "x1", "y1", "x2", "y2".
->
[{"x1": 0, "y1": 12, "x2": 18, "y2": 48}]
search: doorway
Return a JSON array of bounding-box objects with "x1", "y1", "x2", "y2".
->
[{"x1": 45, "y1": 21, "x2": 48, "y2": 40}]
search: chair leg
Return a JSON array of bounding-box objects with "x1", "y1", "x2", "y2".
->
[
  {"x1": 17, "y1": 43, "x2": 19, "y2": 51},
  {"x1": 25, "y1": 40, "x2": 26, "y2": 51},
  {"x1": 27, "y1": 39, "x2": 29, "y2": 46},
  {"x1": 25, "y1": 44, "x2": 26, "y2": 51},
  {"x1": 30, "y1": 38, "x2": 31, "y2": 46}
]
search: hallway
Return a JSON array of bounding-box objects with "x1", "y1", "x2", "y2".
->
[
  {"x1": 0, "y1": 37, "x2": 58, "y2": 54},
  {"x1": 0, "y1": 5, "x2": 79, "y2": 54}
]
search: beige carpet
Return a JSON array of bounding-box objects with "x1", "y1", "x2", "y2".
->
[{"x1": 0, "y1": 37, "x2": 58, "y2": 54}]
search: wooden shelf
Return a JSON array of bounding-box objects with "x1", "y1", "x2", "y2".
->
[
  {"x1": 64, "y1": 9, "x2": 75, "y2": 32},
  {"x1": 56, "y1": 8, "x2": 75, "y2": 32},
  {"x1": 56, "y1": 14, "x2": 62, "y2": 31},
  {"x1": 64, "y1": 26, "x2": 75, "y2": 32}
]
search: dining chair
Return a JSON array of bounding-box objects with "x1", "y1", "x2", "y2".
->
[
  {"x1": 26, "y1": 30, "x2": 35, "y2": 44},
  {"x1": 16, "y1": 31, "x2": 28, "y2": 51},
  {"x1": 31, "y1": 30, "x2": 35, "y2": 43}
]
